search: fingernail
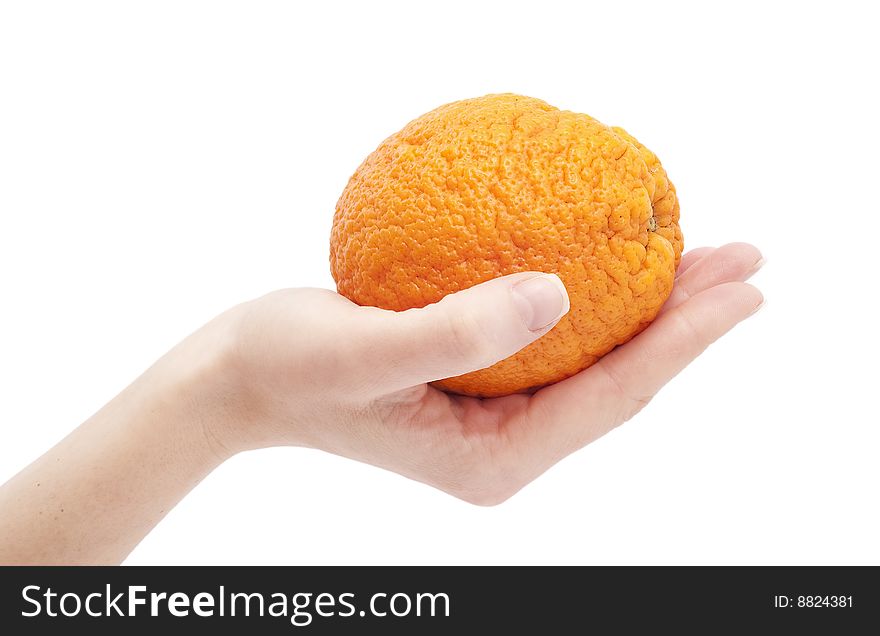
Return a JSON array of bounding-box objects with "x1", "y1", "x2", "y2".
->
[
  {"x1": 749, "y1": 298, "x2": 766, "y2": 316},
  {"x1": 511, "y1": 274, "x2": 570, "y2": 332},
  {"x1": 746, "y1": 256, "x2": 766, "y2": 277}
]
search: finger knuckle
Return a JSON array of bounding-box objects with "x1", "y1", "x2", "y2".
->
[
  {"x1": 598, "y1": 363, "x2": 653, "y2": 423},
  {"x1": 672, "y1": 305, "x2": 709, "y2": 344},
  {"x1": 441, "y1": 311, "x2": 495, "y2": 368}
]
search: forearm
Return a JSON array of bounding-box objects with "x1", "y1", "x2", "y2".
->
[{"x1": 0, "y1": 318, "x2": 239, "y2": 565}]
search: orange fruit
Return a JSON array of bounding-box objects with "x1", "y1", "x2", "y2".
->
[{"x1": 330, "y1": 94, "x2": 683, "y2": 397}]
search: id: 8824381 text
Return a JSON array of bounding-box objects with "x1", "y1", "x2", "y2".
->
[{"x1": 773, "y1": 595, "x2": 853, "y2": 608}]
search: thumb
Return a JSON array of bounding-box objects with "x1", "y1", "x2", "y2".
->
[{"x1": 359, "y1": 272, "x2": 569, "y2": 393}]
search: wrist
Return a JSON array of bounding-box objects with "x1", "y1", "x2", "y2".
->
[{"x1": 147, "y1": 310, "x2": 252, "y2": 465}]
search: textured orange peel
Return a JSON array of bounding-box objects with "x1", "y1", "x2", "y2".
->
[{"x1": 330, "y1": 94, "x2": 683, "y2": 397}]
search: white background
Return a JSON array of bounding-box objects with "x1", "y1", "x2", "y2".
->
[{"x1": 1, "y1": 1, "x2": 877, "y2": 565}]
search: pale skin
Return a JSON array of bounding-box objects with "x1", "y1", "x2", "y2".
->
[{"x1": 0, "y1": 243, "x2": 764, "y2": 565}]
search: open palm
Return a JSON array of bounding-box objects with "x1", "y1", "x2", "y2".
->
[{"x1": 231, "y1": 243, "x2": 763, "y2": 505}]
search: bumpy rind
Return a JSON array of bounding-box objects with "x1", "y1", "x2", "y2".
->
[{"x1": 330, "y1": 94, "x2": 683, "y2": 397}]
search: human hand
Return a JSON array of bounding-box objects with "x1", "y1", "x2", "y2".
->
[
  {"x1": 210, "y1": 242, "x2": 764, "y2": 505},
  {"x1": 0, "y1": 242, "x2": 763, "y2": 564}
]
